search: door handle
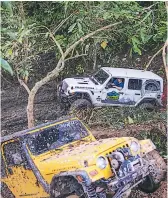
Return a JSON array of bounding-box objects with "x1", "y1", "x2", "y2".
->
[
  {"x1": 135, "y1": 93, "x2": 140, "y2": 95},
  {"x1": 119, "y1": 92, "x2": 124, "y2": 95}
]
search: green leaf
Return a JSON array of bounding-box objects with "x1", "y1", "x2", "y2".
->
[
  {"x1": 131, "y1": 36, "x2": 142, "y2": 55},
  {"x1": 140, "y1": 29, "x2": 145, "y2": 43},
  {"x1": 77, "y1": 22, "x2": 83, "y2": 34},
  {"x1": 160, "y1": 21, "x2": 168, "y2": 25},
  {"x1": 133, "y1": 44, "x2": 142, "y2": 55},
  {"x1": 7, "y1": 48, "x2": 13, "y2": 56},
  {"x1": 132, "y1": 36, "x2": 140, "y2": 44},
  {"x1": 68, "y1": 23, "x2": 76, "y2": 33},
  {"x1": 141, "y1": 10, "x2": 152, "y2": 23},
  {"x1": 0, "y1": 58, "x2": 14, "y2": 75},
  {"x1": 7, "y1": 31, "x2": 17, "y2": 40},
  {"x1": 128, "y1": 116, "x2": 134, "y2": 124},
  {"x1": 3, "y1": 1, "x2": 13, "y2": 16}
]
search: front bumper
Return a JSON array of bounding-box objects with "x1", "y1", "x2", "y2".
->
[
  {"x1": 76, "y1": 155, "x2": 152, "y2": 198},
  {"x1": 106, "y1": 156, "x2": 150, "y2": 198}
]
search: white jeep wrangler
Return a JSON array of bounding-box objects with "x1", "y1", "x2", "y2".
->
[{"x1": 58, "y1": 67, "x2": 163, "y2": 111}]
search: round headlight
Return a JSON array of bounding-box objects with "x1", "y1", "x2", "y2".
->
[
  {"x1": 130, "y1": 141, "x2": 140, "y2": 152},
  {"x1": 96, "y1": 157, "x2": 107, "y2": 169}
]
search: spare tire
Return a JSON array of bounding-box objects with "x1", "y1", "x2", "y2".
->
[{"x1": 141, "y1": 80, "x2": 161, "y2": 97}]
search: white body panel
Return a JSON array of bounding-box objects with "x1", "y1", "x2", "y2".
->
[{"x1": 61, "y1": 67, "x2": 163, "y2": 107}]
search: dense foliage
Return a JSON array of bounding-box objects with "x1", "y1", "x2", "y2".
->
[
  {"x1": 73, "y1": 106, "x2": 167, "y2": 157},
  {"x1": 1, "y1": 1, "x2": 167, "y2": 80}
]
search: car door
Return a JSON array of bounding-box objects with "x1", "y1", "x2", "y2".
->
[
  {"x1": 124, "y1": 78, "x2": 142, "y2": 105},
  {"x1": 2, "y1": 140, "x2": 49, "y2": 198},
  {"x1": 101, "y1": 77, "x2": 126, "y2": 105}
]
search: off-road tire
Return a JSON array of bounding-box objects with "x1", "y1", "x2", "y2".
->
[
  {"x1": 139, "y1": 102, "x2": 155, "y2": 112},
  {"x1": 139, "y1": 150, "x2": 166, "y2": 193},
  {"x1": 1, "y1": 183, "x2": 15, "y2": 198},
  {"x1": 70, "y1": 99, "x2": 92, "y2": 111},
  {"x1": 69, "y1": 99, "x2": 92, "y2": 115},
  {"x1": 50, "y1": 177, "x2": 85, "y2": 198}
]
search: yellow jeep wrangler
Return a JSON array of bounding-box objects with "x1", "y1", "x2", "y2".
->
[{"x1": 1, "y1": 117, "x2": 166, "y2": 198}]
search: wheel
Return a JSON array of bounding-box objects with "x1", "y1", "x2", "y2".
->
[
  {"x1": 69, "y1": 99, "x2": 92, "y2": 120},
  {"x1": 50, "y1": 177, "x2": 85, "y2": 198},
  {"x1": 139, "y1": 150, "x2": 166, "y2": 193},
  {"x1": 70, "y1": 99, "x2": 92, "y2": 111},
  {"x1": 139, "y1": 102, "x2": 155, "y2": 112},
  {"x1": 1, "y1": 183, "x2": 15, "y2": 198}
]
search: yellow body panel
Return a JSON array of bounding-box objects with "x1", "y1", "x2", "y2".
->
[{"x1": 1, "y1": 118, "x2": 156, "y2": 198}]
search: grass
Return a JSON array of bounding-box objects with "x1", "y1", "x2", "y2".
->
[{"x1": 72, "y1": 106, "x2": 167, "y2": 158}]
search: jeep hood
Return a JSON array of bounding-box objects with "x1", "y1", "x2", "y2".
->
[
  {"x1": 63, "y1": 77, "x2": 97, "y2": 90},
  {"x1": 34, "y1": 137, "x2": 131, "y2": 175}
]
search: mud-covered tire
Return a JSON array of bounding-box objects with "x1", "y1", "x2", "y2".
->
[
  {"x1": 70, "y1": 99, "x2": 92, "y2": 111},
  {"x1": 69, "y1": 99, "x2": 92, "y2": 117},
  {"x1": 1, "y1": 183, "x2": 15, "y2": 198},
  {"x1": 139, "y1": 102, "x2": 155, "y2": 112},
  {"x1": 50, "y1": 176, "x2": 84, "y2": 198},
  {"x1": 139, "y1": 150, "x2": 166, "y2": 193},
  {"x1": 69, "y1": 99, "x2": 92, "y2": 120}
]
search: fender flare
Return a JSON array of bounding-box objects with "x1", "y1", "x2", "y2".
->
[
  {"x1": 50, "y1": 171, "x2": 92, "y2": 197},
  {"x1": 139, "y1": 139, "x2": 156, "y2": 156},
  {"x1": 136, "y1": 97, "x2": 161, "y2": 107},
  {"x1": 50, "y1": 170, "x2": 92, "y2": 186},
  {"x1": 73, "y1": 91, "x2": 93, "y2": 104}
]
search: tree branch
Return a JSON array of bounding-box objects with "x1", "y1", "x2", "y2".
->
[
  {"x1": 38, "y1": 25, "x2": 64, "y2": 58},
  {"x1": 144, "y1": 46, "x2": 163, "y2": 71},
  {"x1": 162, "y1": 40, "x2": 168, "y2": 80},
  {"x1": 17, "y1": 75, "x2": 30, "y2": 94},
  {"x1": 64, "y1": 54, "x2": 87, "y2": 62},
  {"x1": 52, "y1": 14, "x2": 73, "y2": 34},
  {"x1": 26, "y1": 22, "x2": 122, "y2": 128},
  {"x1": 64, "y1": 21, "x2": 122, "y2": 58}
]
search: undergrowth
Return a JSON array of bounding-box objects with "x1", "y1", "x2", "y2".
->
[{"x1": 71, "y1": 107, "x2": 167, "y2": 158}]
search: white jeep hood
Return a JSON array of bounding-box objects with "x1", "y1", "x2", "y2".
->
[{"x1": 64, "y1": 77, "x2": 97, "y2": 90}]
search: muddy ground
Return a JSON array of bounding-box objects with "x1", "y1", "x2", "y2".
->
[{"x1": 1, "y1": 80, "x2": 167, "y2": 198}]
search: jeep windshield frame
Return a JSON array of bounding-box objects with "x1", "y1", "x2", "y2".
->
[
  {"x1": 26, "y1": 120, "x2": 89, "y2": 155},
  {"x1": 92, "y1": 68, "x2": 109, "y2": 84}
]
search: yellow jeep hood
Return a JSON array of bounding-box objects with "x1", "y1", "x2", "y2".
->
[{"x1": 34, "y1": 137, "x2": 131, "y2": 174}]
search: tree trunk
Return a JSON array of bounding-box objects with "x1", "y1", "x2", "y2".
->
[
  {"x1": 27, "y1": 66, "x2": 61, "y2": 128},
  {"x1": 27, "y1": 92, "x2": 36, "y2": 128},
  {"x1": 26, "y1": 22, "x2": 122, "y2": 128}
]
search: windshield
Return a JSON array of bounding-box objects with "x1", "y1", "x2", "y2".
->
[
  {"x1": 26, "y1": 120, "x2": 88, "y2": 155},
  {"x1": 93, "y1": 69, "x2": 109, "y2": 84}
]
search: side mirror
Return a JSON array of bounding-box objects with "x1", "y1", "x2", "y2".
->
[{"x1": 12, "y1": 153, "x2": 23, "y2": 165}]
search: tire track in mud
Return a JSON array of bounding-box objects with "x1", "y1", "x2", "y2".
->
[{"x1": 1, "y1": 83, "x2": 167, "y2": 198}]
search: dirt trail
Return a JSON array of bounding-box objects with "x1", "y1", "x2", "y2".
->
[
  {"x1": 1, "y1": 81, "x2": 61, "y2": 136},
  {"x1": 1, "y1": 82, "x2": 167, "y2": 198}
]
